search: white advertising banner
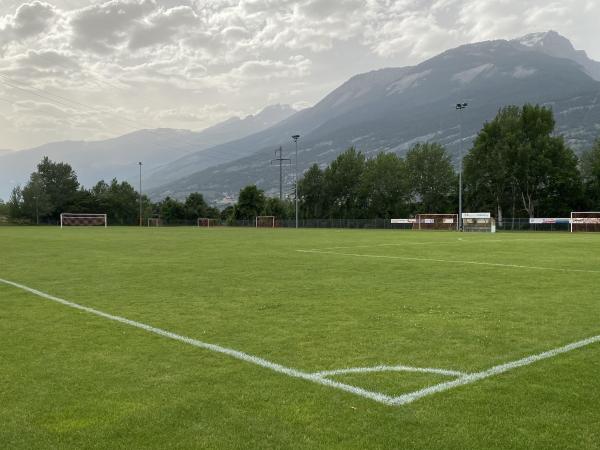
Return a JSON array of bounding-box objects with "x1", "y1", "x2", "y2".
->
[
  {"x1": 529, "y1": 218, "x2": 570, "y2": 224},
  {"x1": 391, "y1": 218, "x2": 416, "y2": 224},
  {"x1": 462, "y1": 212, "x2": 491, "y2": 219}
]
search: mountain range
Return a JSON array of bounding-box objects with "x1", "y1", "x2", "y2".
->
[
  {"x1": 2, "y1": 31, "x2": 599, "y2": 204},
  {"x1": 147, "y1": 30, "x2": 600, "y2": 203},
  {"x1": 0, "y1": 104, "x2": 296, "y2": 199}
]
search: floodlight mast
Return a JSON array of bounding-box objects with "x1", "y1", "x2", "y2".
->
[
  {"x1": 292, "y1": 134, "x2": 300, "y2": 229},
  {"x1": 455, "y1": 103, "x2": 468, "y2": 231}
]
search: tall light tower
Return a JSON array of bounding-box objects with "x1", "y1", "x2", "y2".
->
[
  {"x1": 138, "y1": 161, "x2": 143, "y2": 227},
  {"x1": 455, "y1": 102, "x2": 468, "y2": 231},
  {"x1": 291, "y1": 134, "x2": 300, "y2": 229}
]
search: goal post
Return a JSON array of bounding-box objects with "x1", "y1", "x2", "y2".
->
[
  {"x1": 413, "y1": 214, "x2": 458, "y2": 231},
  {"x1": 570, "y1": 212, "x2": 600, "y2": 232},
  {"x1": 256, "y1": 216, "x2": 275, "y2": 228},
  {"x1": 147, "y1": 218, "x2": 162, "y2": 227},
  {"x1": 462, "y1": 212, "x2": 496, "y2": 233},
  {"x1": 197, "y1": 218, "x2": 218, "y2": 227},
  {"x1": 60, "y1": 213, "x2": 107, "y2": 228}
]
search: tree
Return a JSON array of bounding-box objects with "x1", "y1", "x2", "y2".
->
[
  {"x1": 35, "y1": 156, "x2": 80, "y2": 220},
  {"x1": 465, "y1": 104, "x2": 582, "y2": 218},
  {"x1": 7, "y1": 187, "x2": 23, "y2": 220},
  {"x1": 360, "y1": 152, "x2": 410, "y2": 218},
  {"x1": 91, "y1": 179, "x2": 140, "y2": 225},
  {"x1": 581, "y1": 138, "x2": 600, "y2": 209},
  {"x1": 323, "y1": 147, "x2": 366, "y2": 218},
  {"x1": 19, "y1": 172, "x2": 53, "y2": 223},
  {"x1": 235, "y1": 185, "x2": 266, "y2": 220},
  {"x1": 405, "y1": 143, "x2": 456, "y2": 213},
  {"x1": 299, "y1": 164, "x2": 325, "y2": 219},
  {"x1": 464, "y1": 106, "x2": 521, "y2": 224},
  {"x1": 159, "y1": 196, "x2": 186, "y2": 224},
  {"x1": 264, "y1": 197, "x2": 293, "y2": 219},
  {"x1": 184, "y1": 192, "x2": 209, "y2": 219}
]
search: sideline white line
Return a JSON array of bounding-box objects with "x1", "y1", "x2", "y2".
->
[
  {"x1": 297, "y1": 249, "x2": 600, "y2": 274},
  {"x1": 315, "y1": 365, "x2": 465, "y2": 378},
  {"x1": 3, "y1": 278, "x2": 599, "y2": 407},
  {"x1": 391, "y1": 333, "x2": 600, "y2": 405},
  {"x1": 0, "y1": 278, "x2": 394, "y2": 405},
  {"x1": 311, "y1": 237, "x2": 590, "y2": 252}
]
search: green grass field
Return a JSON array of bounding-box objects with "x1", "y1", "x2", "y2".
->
[{"x1": 1, "y1": 226, "x2": 600, "y2": 449}]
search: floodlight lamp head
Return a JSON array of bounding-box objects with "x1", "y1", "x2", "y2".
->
[{"x1": 291, "y1": 134, "x2": 300, "y2": 141}]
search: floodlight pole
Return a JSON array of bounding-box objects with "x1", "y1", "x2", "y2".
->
[
  {"x1": 138, "y1": 161, "x2": 143, "y2": 227},
  {"x1": 292, "y1": 134, "x2": 300, "y2": 229},
  {"x1": 455, "y1": 103, "x2": 468, "y2": 231}
]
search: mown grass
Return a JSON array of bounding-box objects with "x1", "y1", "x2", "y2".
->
[{"x1": 1, "y1": 226, "x2": 599, "y2": 449}]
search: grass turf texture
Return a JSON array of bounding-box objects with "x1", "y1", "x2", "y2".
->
[{"x1": 1, "y1": 226, "x2": 599, "y2": 449}]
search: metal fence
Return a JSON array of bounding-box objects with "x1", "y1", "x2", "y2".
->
[{"x1": 1, "y1": 217, "x2": 577, "y2": 232}]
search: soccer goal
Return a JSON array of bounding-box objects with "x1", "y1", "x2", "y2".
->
[
  {"x1": 147, "y1": 218, "x2": 162, "y2": 227},
  {"x1": 462, "y1": 212, "x2": 496, "y2": 233},
  {"x1": 570, "y1": 212, "x2": 600, "y2": 232},
  {"x1": 60, "y1": 213, "x2": 107, "y2": 228},
  {"x1": 413, "y1": 214, "x2": 458, "y2": 231},
  {"x1": 197, "y1": 218, "x2": 218, "y2": 227},
  {"x1": 256, "y1": 216, "x2": 275, "y2": 228}
]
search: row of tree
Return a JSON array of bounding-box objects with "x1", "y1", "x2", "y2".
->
[
  {"x1": 6, "y1": 157, "x2": 220, "y2": 225},
  {"x1": 298, "y1": 143, "x2": 456, "y2": 219},
  {"x1": 296, "y1": 104, "x2": 600, "y2": 220},
  {"x1": 3, "y1": 104, "x2": 599, "y2": 224}
]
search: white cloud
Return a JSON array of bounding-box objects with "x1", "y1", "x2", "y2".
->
[{"x1": 0, "y1": 0, "x2": 598, "y2": 150}]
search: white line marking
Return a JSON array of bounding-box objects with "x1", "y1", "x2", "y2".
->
[
  {"x1": 0, "y1": 278, "x2": 394, "y2": 405},
  {"x1": 311, "y1": 237, "x2": 581, "y2": 252},
  {"x1": 297, "y1": 249, "x2": 600, "y2": 274},
  {"x1": 2, "y1": 278, "x2": 599, "y2": 407},
  {"x1": 390, "y1": 334, "x2": 600, "y2": 405},
  {"x1": 315, "y1": 365, "x2": 465, "y2": 377}
]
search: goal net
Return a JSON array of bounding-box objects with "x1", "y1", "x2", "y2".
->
[
  {"x1": 413, "y1": 214, "x2": 458, "y2": 231},
  {"x1": 256, "y1": 216, "x2": 275, "y2": 228},
  {"x1": 462, "y1": 212, "x2": 496, "y2": 233},
  {"x1": 197, "y1": 218, "x2": 218, "y2": 227},
  {"x1": 570, "y1": 212, "x2": 600, "y2": 232},
  {"x1": 60, "y1": 213, "x2": 107, "y2": 228},
  {"x1": 147, "y1": 218, "x2": 162, "y2": 227}
]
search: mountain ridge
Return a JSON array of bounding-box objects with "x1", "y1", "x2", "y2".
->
[
  {"x1": 0, "y1": 104, "x2": 297, "y2": 198},
  {"x1": 148, "y1": 31, "x2": 600, "y2": 202}
]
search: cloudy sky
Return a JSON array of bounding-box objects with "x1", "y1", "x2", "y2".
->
[{"x1": 0, "y1": 0, "x2": 599, "y2": 150}]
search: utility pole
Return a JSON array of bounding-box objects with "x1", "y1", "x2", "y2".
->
[
  {"x1": 270, "y1": 146, "x2": 291, "y2": 200},
  {"x1": 455, "y1": 103, "x2": 468, "y2": 231},
  {"x1": 138, "y1": 161, "x2": 143, "y2": 227},
  {"x1": 291, "y1": 134, "x2": 300, "y2": 228}
]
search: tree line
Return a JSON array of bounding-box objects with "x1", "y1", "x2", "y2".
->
[
  {"x1": 2, "y1": 104, "x2": 600, "y2": 224},
  {"x1": 5, "y1": 156, "x2": 220, "y2": 225},
  {"x1": 297, "y1": 104, "x2": 600, "y2": 220}
]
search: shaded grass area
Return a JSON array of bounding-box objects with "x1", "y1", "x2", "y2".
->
[{"x1": 1, "y1": 226, "x2": 600, "y2": 448}]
